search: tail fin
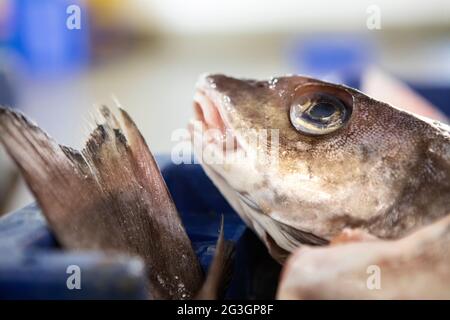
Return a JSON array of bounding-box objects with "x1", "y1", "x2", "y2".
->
[{"x1": 0, "y1": 106, "x2": 203, "y2": 299}]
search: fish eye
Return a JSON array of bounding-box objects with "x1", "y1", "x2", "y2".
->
[{"x1": 290, "y1": 92, "x2": 351, "y2": 135}]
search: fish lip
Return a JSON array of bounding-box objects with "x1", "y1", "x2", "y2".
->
[
  {"x1": 193, "y1": 90, "x2": 227, "y2": 133},
  {"x1": 193, "y1": 74, "x2": 227, "y2": 128},
  {"x1": 191, "y1": 75, "x2": 243, "y2": 152}
]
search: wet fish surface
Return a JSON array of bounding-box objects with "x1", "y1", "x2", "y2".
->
[{"x1": 192, "y1": 74, "x2": 450, "y2": 262}]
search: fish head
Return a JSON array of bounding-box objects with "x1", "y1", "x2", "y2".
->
[{"x1": 192, "y1": 74, "x2": 448, "y2": 260}]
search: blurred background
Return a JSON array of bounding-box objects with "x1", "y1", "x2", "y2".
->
[{"x1": 0, "y1": 0, "x2": 449, "y2": 214}]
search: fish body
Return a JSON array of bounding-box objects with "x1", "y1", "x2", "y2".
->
[{"x1": 192, "y1": 74, "x2": 450, "y2": 261}]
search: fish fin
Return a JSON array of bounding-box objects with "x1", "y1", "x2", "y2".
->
[
  {"x1": 264, "y1": 232, "x2": 290, "y2": 264},
  {"x1": 259, "y1": 211, "x2": 328, "y2": 262},
  {"x1": 0, "y1": 106, "x2": 203, "y2": 299},
  {"x1": 196, "y1": 216, "x2": 235, "y2": 300}
]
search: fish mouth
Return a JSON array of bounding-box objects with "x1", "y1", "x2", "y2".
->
[
  {"x1": 192, "y1": 74, "x2": 228, "y2": 134},
  {"x1": 193, "y1": 90, "x2": 227, "y2": 134},
  {"x1": 191, "y1": 82, "x2": 241, "y2": 153}
]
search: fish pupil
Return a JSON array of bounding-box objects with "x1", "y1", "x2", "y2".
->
[{"x1": 309, "y1": 102, "x2": 336, "y2": 119}]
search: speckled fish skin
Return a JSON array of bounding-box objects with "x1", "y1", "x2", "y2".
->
[{"x1": 192, "y1": 74, "x2": 450, "y2": 260}]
